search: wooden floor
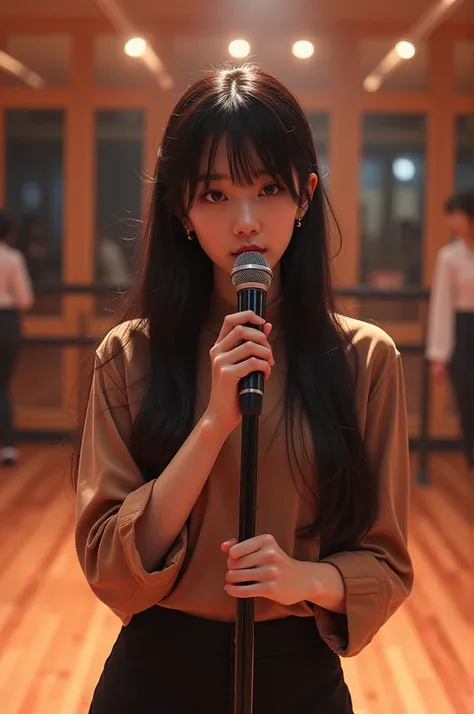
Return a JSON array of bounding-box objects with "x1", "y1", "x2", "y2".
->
[{"x1": 0, "y1": 446, "x2": 473, "y2": 714}]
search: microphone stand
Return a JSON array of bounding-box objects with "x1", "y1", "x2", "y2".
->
[
  {"x1": 233, "y1": 286, "x2": 266, "y2": 714},
  {"x1": 233, "y1": 413, "x2": 259, "y2": 714}
]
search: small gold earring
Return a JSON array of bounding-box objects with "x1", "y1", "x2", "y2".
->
[
  {"x1": 186, "y1": 228, "x2": 195, "y2": 241},
  {"x1": 295, "y1": 215, "x2": 302, "y2": 228}
]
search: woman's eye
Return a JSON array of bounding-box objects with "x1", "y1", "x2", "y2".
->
[
  {"x1": 260, "y1": 184, "x2": 281, "y2": 197},
  {"x1": 204, "y1": 190, "x2": 226, "y2": 203}
]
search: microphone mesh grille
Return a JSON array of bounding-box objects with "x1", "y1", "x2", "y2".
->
[{"x1": 231, "y1": 251, "x2": 273, "y2": 289}]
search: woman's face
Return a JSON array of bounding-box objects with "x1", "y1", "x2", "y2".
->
[
  {"x1": 445, "y1": 210, "x2": 474, "y2": 242},
  {"x1": 186, "y1": 138, "x2": 318, "y2": 281}
]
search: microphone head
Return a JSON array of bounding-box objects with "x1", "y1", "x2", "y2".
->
[{"x1": 231, "y1": 251, "x2": 273, "y2": 291}]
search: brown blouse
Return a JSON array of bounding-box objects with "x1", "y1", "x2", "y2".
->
[{"x1": 75, "y1": 295, "x2": 413, "y2": 657}]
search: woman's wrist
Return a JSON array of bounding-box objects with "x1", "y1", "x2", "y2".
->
[
  {"x1": 298, "y1": 561, "x2": 346, "y2": 615},
  {"x1": 199, "y1": 410, "x2": 232, "y2": 446}
]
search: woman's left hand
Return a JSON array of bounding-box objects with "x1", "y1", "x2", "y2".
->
[{"x1": 222, "y1": 534, "x2": 314, "y2": 606}]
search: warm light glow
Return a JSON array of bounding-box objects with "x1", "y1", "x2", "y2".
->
[
  {"x1": 228, "y1": 39, "x2": 250, "y2": 58},
  {"x1": 396, "y1": 41, "x2": 416, "y2": 60},
  {"x1": 292, "y1": 40, "x2": 315, "y2": 60},
  {"x1": 124, "y1": 37, "x2": 147, "y2": 58},
  {"x1": 364, "y1": 75, "x2": 381, "y2": 92}
]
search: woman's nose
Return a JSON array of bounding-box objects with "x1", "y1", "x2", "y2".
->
[{"x1": 233, "y1": 200, "x2": 261, "y2": 237}]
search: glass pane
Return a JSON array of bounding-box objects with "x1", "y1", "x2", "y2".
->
[
  {"x1": 171, "y1": 36, "x2": 332, "y2": 91},
  {"x1": 95, "y1": 110, "x2": 144, "y2": 314},
  {"x1": 454, "y1": 40, "x2": 474, "y2": 94},
  {"x1": 359, "y1": 114, "x2": 426, "y2": 290},
  {"x1": 4, "y1": 34, "x2": 71, "y2": 87},
  {"x1": 94, "y1": 35, "x2": 150, "y2": 87},
  {"x1": 307, "y1": 113, "x2": 330, "y2": 184},
  {"x1": 11, "y1": 345, "x2": 62, "y2": 408},
  {"x1": 455, "y1": 116, "x2": 474, "y2": 191},
  {"x1": 5, "y1": 109, "x2": 64, "y2": 315},
  {"x1": 359, "y1": 39, "x2": 428, "y2": 92}
]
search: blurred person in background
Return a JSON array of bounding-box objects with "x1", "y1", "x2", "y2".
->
[
  {"x1": 427, "y1": 188, "x2": 474, "y2": 470},
  {"x1": 0, "y1": 209, "x2": 34, "y2": 467}
]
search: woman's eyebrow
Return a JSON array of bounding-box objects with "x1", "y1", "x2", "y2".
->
[{"x1": 197, "y1": 170, "x2": 269, "y2": 182}]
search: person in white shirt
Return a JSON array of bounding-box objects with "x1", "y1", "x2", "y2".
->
[
  {"x1": 426, "y1": 188, "x2": 474, "y2": 470},
  {"x1": 0, "y1": 210, "x2": 34, "y2": 467}
]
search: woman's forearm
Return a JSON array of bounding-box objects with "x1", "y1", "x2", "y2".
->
[{"x1": 135, "y1": 414, "x2": 228, "y2": 571}]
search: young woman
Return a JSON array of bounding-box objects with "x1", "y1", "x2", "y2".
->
[
  {"x1": 427, "y1": 188, "x2": 474, "y2": 470},
  {"x1": 73, "y1": 65, "x2": 413, "y2": 714},
  {"x1": 0, "y1": 210, "x2": 34, "y2": 467}
]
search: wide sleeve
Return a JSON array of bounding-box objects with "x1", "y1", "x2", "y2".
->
[
  {"x1": 315, "y1": 351, "x2": 413, "y2": 657},
  {"x1": 75, "y1": 331, "x2": 187, "y2": 616},
  {"x1": 426, "y1": 248, "x2": 455, "y2": 364}
]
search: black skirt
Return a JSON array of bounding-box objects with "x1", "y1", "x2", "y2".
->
[
  {"x1": 89, "y1": 605, "x2": 354, "y2": 714},
  {"x1": 449, "y1": 312, "x2": 474, "y2": 467}
]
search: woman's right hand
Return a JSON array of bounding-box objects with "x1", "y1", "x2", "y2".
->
[{"x1": 204, "y1": 311, "x2": 274, "y2": 439}]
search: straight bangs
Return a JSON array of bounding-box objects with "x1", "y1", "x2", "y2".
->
[{"x1": 171, "y1": 102, "x2": 311, "y2": 218}]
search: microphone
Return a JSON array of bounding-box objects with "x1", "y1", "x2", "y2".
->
[{"x1": 231, "y1": 251, "x2": 273, "y2": 416}]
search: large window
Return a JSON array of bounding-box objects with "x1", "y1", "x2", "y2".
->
[
  {"x1": 359, "y1": 114, "x2": 426, "y2": 288},
  {"x1": 94, "y1": 109, "x2": 145, "y2": 313},
  {"x1": 455, "y1": 116, "x2": 474, "y2": 191},
  {"x1": 5, "y1": 109, "x2": 65, "y2": 314},
  {"x1": 307, "y1": 113, "x2": 330, "y2": 185}
]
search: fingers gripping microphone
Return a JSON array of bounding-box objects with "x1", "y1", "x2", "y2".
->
[{"x1": 231, "y1": 252, "x2": 273, "y2": 417}]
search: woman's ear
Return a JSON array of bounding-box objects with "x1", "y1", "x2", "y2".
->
[
  {"x1": 300, "y1": 173, "x2": 319, "y2": 218},
  {"x1": 178, "y1": 213, "x2": 194, "y2": 233},
  {"x1": 308, "y1": 172, "x2": 319, "y2": 199}
]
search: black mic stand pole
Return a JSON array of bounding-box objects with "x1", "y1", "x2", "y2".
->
[
  {"x1": 233, "y1": 413, "x2": 259, "y2": 714},
  {"x1": 233, "y1": 286, "x2": 266, "y2": 714}
]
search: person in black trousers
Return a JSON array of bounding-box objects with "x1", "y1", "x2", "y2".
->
[
  {"x1": 427, "y1": 189, "x2": 474, "y2": 470},
  {"x1": 0, "y1": 210, "x2": 34, "y2": 467}
]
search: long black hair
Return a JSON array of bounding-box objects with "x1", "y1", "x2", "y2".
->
[{"x1": 72, "y1": 65, "x2": 378, "y2": 557}]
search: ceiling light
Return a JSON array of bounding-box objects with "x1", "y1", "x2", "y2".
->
[
  {"x1": 292, "y1": 41, "x2": 315, "y2": 60},
  {"x1": 229, "y1": 39, "x2": 251, "y2": 58},
  {"x1": 393, "y1": 158, "x2": 416, "y2": 182},
  {"x1": 395, "y1": 41, "x2": 416, "y2": 60},
  {"x1": 364, "y1": 75, "x2": 381, "y2": 92},
  {"x1": 124, "y1": 37, "x2": 147, "y2": 58}
]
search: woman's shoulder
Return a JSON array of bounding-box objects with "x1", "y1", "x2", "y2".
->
[
  {"x1": 437, "y1": 238, "x2": 464, "y2": 264},
  {"x1": 1, "y1": 245, "x2": 25, "y2": 264},
  {"x1": 96, "y1": 318, "x2": 150, "y2": 380},
  {"x1": 335, "y1": 313, "x2": 400, "y2": 385}
]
